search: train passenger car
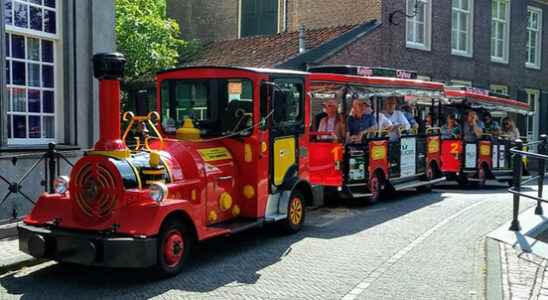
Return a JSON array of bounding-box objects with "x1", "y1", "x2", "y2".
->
[
  {"x1": 440, "y1": 86, "x2": 532, "y2": 186},
  {"x1": 306, "y1": 66, "x2": 446, "y2": 203},
  {"x1": 18, "y1": 53, "x2": 317, "y2": 276}
]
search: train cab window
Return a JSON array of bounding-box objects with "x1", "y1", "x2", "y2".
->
[
  {"x1": 272, "y1": 79, "x2": 304, "y2": 130},
  {"x1": 160, "y1": 79, "x2": 253, "y2": 136}
]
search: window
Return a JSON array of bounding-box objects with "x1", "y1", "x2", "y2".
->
[
  {"x1": 525, "y1": 89, "x2": 540, "y2": 141},
  {"x1": 490, "y1": 84, "x2": 508, "y2": 95},
  {"x1": 272, "y1": 79, "x2": 303, "y2": 127},
  {"x1": 450, "y1": 79, "x2": 472, "y2": 87},
  {"x1": 526, "y1": 7, "x2": 542, "y2": 69},
  {"x1": 406, "y1": 0, "x2": 432, "y2": 51},
  {"x1": 452, "y1": 0, "x2": 474, "y2": 57},
  {"x1": 491, "y1": 0, "x2": 510, "y2": 63},
  {"x1": 240, "y1": 0, "x2": 279, "y2": 37},
  {"x1": 4, "y1": 0, "x2": 59, "y2": 145},
  {"x1": 160, "y1": 79, "x2": 254, "y2": 136}
]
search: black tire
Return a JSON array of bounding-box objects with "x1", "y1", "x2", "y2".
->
[
  {"x1": 456, "y1": 174, "x2": 468, "y2": 187},
  {"x1": 472, "y1": 165, "x2": 488, "y2": 188},
  {"x1": 367, "y1": 173, "x2": 383, "y2": 204},
  {"x1": 280, "y1": 191, "x2": 305, "y2": 234},
  {"x1": 417, "y1": 164, "x2": 434, "y2": 193},
  {"x1": 155, "y1": 219, "x2": 193, "y2": 277}
]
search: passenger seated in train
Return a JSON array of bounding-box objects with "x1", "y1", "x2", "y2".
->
[
  {"x1": 346, "y1": 98, "x2": 377, "y2": 144},
  {"x1": 441, "y1": 114, "x2": 461, "y2": 139},
  {"x1": 482, "y1": 112, "x2": 500, "y2": 135},
  {"x1": 463, "y1": 111, "x2": 483, "y2": 142},
  {"x1": 401, "y1": 104, "x2": 419, "y2": 131},
  {"x1": 317, "y1": 99, "x2": 345, "y2": 142},
  {"x1": 383, "y1": 96, "x2": 411, "y2": 141},
  {"x1": 500, "y1": 117, "x2": 521, "y2": 140}
]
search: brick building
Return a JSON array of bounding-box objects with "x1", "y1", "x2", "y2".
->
[
  {"x1": 0, "y1": 0, "x2": 116, "y2": 221},
  {"x1": 168, "y1": 0, "x2": 548, "y2": 137}
]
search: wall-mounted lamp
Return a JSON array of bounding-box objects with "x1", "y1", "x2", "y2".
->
[{"x1": 388, "y1": 2, "x2": 419, "y2": 25}]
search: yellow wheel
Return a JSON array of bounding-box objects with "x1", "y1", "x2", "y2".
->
[{"x1": 281, "y1": 191, "x2": 305, "y2": 234}]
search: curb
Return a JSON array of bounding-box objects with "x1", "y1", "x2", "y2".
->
[
  {"x1": 485, "y1": 238, "x2": 504, "y2": 300},
  {"x1": 0, "y1": 257, "x2": 45, "y2": 275}
]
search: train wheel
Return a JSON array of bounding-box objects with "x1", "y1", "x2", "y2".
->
[
  {"x1": 156, "y1": 219, "x2": 192, "y2": 277},
  {"x1": 474, "y1": 165, "x2": 488, "y2": 188},
  {"x1": 368, "y1": 174, "x2": 382, "y2": 204},
  {"x1": 456, "y1": 174, "x2": 468, "y2": 187},
  {"x1": 418, "y1": 165, "x2": 434, "y2": 193},
  {"x1": 281, "y1": 191, "x2": 305, "y2": 234}
]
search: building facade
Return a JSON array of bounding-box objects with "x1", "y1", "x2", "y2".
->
[
  {"x1": 171, "y1": 0, "x2": 548, "y2": 140},
  {"x1": 0, "y1": 0, "x2": 116, "y2": 222}
]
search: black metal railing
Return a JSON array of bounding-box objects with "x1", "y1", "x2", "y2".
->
[
  {"x1": 508, "y1": 134, "x2": 548, "y2": 231},
  {"x1": 0, "y1": 143, "x2": 81, "y2": 224}
]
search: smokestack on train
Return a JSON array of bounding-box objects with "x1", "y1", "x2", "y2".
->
[{"x1": 92, "y1": 53, "x2": 127, "y2": 152}]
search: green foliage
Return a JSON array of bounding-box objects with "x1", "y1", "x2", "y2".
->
[{"x1": 115, "y1": 0, "x2": 187, "y2": 82}]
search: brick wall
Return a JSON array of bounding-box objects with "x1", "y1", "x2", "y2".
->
[
  {"x1": 286, "y1": 0, "x2": 382, "y2": 31},
  {"x1": 167, "y1": 0, "x2": 382, "y2": 42},
  {"x1": 167, "y1": 0, "x2": 239, "y2": 42},
  {"x1": 324, "y1": 0, "x2": 548, "y2": 96}
]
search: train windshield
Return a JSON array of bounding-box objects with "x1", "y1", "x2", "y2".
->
[{"x1": 160, "y1": 79, "x2": 254, "y2": 136}]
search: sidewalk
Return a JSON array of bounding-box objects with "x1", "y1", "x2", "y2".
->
[
  {"x1": 0, "y1": 237, "x2": 34, "y2": 274},
  {"x1": 494, "y1": 241, "x2": 548, "y2": 299}
]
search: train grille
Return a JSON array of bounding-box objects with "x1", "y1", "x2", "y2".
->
[{"x1": 72, "y1": 160, "x2": 119, "y2": 218}]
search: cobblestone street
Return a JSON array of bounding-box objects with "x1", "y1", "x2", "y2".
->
[{"x1": 0, "y1": 185, "x2": 537, "y2": 299}]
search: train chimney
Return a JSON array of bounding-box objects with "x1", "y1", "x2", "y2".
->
[{"x1": 92, "y1": 53, "x2": 127, "y2": 152}]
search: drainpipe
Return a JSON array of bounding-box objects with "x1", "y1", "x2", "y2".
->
[{"x1": 299, "y1": 25, "x2": 306, "y2": 54}]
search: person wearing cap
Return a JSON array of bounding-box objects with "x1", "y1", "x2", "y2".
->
[
  {"x1": 346, "y1": 98, "x2": 377, "y2": 143},
  {"x1": 383, "y1": 96, "x2": 410, "y2": 141},
  {"x1": 317, "y1": 99, "x2": 345, "y2": 142}
]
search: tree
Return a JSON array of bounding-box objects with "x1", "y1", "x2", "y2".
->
[{"x1": 115, "y1": 0, "x2": 188, "y2": 82}]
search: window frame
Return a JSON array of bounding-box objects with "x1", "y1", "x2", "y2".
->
[
  {"x1": 490, "y1": 0, "x2": 511, "y2": 64},
  {"x1": 405, "y1": 0, "x2": 432, "y2": 51},
  {"x1": 490, "y1": 84, "x2": 509, "y2": 96},
  {"x1": 526, "y1": 6, "x2": 542, "y2": 70},
  {"x1": 450, "y1": 79, "x2": 473, "y2": 87},
  {"x1": 4, "y1": 0, "x2": 63, "y2": 145},
  {"x1": 451, "y1": 0, "x2": 474, "y2": 57},
  {"x1": 238, "y1": 0, "x2": 282, "y2": 38}
]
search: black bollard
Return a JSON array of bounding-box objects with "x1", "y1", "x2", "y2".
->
[{"x1": 509, "y1": 139, "x2": 523, "y2": 231}]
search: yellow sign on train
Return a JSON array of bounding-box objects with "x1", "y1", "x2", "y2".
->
[
  {"x1": 371, "y1": 145, "x2": 386, "y2": 160},
  {"x1": 198, "y1": 147, "x2": 233, "y2": 162},
  {"x1": 428, "y1": 139, "x2": 440, "y2": 154},
  {"x1": 480, "y1": 144, "x2": 491, "y2": 156}
]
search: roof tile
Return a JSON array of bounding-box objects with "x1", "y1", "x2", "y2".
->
[{"x1": 184, "y1": 24, "x2": 357, "y2": 68}]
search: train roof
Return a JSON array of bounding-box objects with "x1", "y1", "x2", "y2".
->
[
  {"x1": 157, "y1": 65, "x2": 309, "y2": 76},
  {"x1": 445, "y1": 87, "x2": 531, "y2": 115}
]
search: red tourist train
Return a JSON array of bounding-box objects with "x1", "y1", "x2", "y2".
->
[
  {"x1": 439, "y1": 86, "x2": 531, "y2": 186},
  {"x1": 17, "y1": 55, "x2": 533, "y2": 275}
]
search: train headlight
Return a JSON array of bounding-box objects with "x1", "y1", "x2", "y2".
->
[
  {"x1": 53, "y1": 176, "x2": 70, "y2": 194},
  {"x1": 149, "y1": 182, "x2": 168, "y2": 203}
]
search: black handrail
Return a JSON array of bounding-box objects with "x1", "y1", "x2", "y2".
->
[
  {"x1": 508, "y1": 134, "x2": 548, "y2": 231},
  {"x1": 0, "y1": 143, "x2": 82, "y2": 223}
]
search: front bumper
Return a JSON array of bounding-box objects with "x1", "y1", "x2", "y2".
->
[{"x1": 18, "y1": 224, "x2": 157, "y2": 268}]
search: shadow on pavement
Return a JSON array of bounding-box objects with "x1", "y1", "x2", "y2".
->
[{"x1": 0, "y1": 190, "x2": 447, "y2": 298}]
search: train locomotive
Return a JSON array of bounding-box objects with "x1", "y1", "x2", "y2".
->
[{"x1": 18, "y1": 53, "x2": 311, "y2": 276}]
